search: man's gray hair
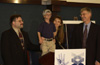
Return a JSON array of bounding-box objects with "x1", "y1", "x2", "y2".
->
[{"x1": 43, "y1": 9, "x2": 52, "y2": 16}]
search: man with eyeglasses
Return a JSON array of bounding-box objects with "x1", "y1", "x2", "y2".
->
[
  {"x1": 1, "y1": 14, "x2": 40, "y2": 65},
  {"x1": 70, "y1": 7, "x2": 100, "y2": 65}
]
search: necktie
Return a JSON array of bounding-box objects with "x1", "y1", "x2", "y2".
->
[
  {"x1": 19, "y1": 31, "x2": 24, "y2": 50},
  {"x1": 82, "y1": 25, "x2": 87, "y2": 48}
]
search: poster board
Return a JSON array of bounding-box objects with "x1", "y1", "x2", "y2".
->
[{"x1": 55, "y1": 49, "x2": 86, "y2": 65}]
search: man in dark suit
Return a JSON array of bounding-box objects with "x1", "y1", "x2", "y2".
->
[
  {"x1": 1, "y1": 15, "x2": 40, "y2": 65},
  {"x1": 70, "y1": 7, "x2": 100, "y2": 65}
]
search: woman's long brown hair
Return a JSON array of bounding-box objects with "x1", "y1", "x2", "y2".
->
[{"x1": 53, "y1": 15, "x2": 64, "y2": 43}]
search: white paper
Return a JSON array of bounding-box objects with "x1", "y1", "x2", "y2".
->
[{"x1": 55, "y1": 49, "x2": 86, "y2": 65}]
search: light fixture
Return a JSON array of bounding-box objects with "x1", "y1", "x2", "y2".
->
[
  {"x1": 14, "y1": 0, "x2": 20, "y2": 3},
  {"x1": 42, "y1": 0, "x2": 51, "y2": 5}
]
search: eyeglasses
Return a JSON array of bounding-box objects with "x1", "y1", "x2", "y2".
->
[
  {"x1": 15, "y1": 20, "x2": 24, "y2": 23},
  {"x1": 80, "y1": 12, "x2": 89, "y2": 16}
]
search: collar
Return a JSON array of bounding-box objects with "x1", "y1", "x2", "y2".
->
[
  {"x1": 12, "y1": 27, "x2": 21, "y2": 36},
  {"x1": 84, "y1": 21, "x2": 91, "y2": 26}
]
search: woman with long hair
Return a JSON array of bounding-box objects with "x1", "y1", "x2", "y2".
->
[{"x1": 53, "y1": 15, "x2": 65, "y2": 49}]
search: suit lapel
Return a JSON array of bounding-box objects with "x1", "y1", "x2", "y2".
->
[
  {"x1": 86, "y1": 23, "x2": 94, "y2": 45},
  {"x1": 10, "y1": 28, "x2": 21, "y2": 44},
  {"x1": 10, "y1": 28, "x2": 27, "y2": 50},
  {"x1": 80, "y1": 22, "x2": 95, "y2": 47},
  {"x1": 21, "y1": 30, "x2": 27, "y2": 50}
]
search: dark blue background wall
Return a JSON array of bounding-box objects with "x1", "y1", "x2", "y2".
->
[{"x1": 0, "y1": 3, "x2": 100, "y2": 65}]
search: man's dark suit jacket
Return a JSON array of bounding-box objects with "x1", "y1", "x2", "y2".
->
[
  {"x1": 1, "y1": 28, "x2": 40, "y2": 65},
  {"x1": 69, "y1": 22, "x2": 100, "y2": 65}
]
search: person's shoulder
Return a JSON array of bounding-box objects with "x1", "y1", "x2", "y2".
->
[
  {"x1": 50, "y1": 22, "x2": 54, "y2": 25},
  {"x1": 93, "y1": 23, "x2": 100, "y2": 33},
  {"x1": 21, "y1": 30, "x2": 28, "y2": 34},
  {"x1": 95, "y1": 24, "x2": 100, "y2": 29},
  {"x1": 75, "y1": 23, "x2": 83, "y2": 28},
  {"x1": 91, "y1": 22, "x2": 100, "y2": 28},
  {"x1": 2, "y1": 28, "x2": 12, "y2": 34},
  {"x1": 79, "y1": 22, "x2": 84, "y2": 26},
  {"x1": 39, "y1": 21, "x2": 45, "y2": 26},
  {"x1": 20, "y1": 30, "x2": 29, "y2": 38},
  {"x1": 72, "y1": 23, "x2": 83, "y2": 31},
  {"x1": 1, "y1": 28, "x2": 12, "y2": 36}
]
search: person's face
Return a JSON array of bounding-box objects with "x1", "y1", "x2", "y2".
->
[
  {"x1": 80, "y1": 10, "x2": 91, "y2": 23},
  {"x1": 13, "y1": 17, "x2": 24, "y2": 29},
  {"x1": 53, "y1": 18, "x2": 61, "y2": 28},
  {"x1": 44, "y1": 13, "x2": 51, "y2": 20}
]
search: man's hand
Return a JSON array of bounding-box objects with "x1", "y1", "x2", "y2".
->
[
  {"x1": 53, "y1": 39, "x2": 56, "y2": 43},
  {"x1": 95, "y1": 61, "x2": 100, "y2": 65},
  {"x1": 39, "y1": 37, "x2": 44, "y2": 44}
]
